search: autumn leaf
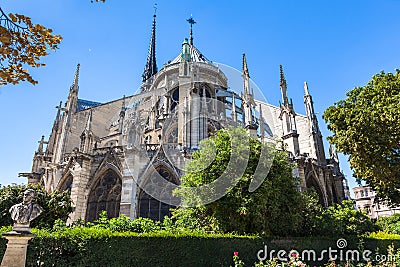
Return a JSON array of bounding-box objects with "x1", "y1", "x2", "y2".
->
[{"x1": 0, "y1": 8, "x2": 62, "y2": 85}]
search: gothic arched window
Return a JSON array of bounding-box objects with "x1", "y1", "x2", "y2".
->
[
  {"x1": 170, "y1": 87, "x2": 179, "y2": 111},
  {"x1": 138, "y1": 166, "x2": 178, "y2": 221},
  {"x1": 86, "y1": 169, "x2": 122, "y2": 222}
]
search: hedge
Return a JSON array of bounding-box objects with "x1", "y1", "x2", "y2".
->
[{"x1": 1, "y1": 228, "x2": 400, "y2": 267}]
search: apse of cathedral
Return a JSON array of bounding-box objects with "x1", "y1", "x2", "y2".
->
[{"x1": 22, "y1": 11, "x2": 346, "y2": 223}]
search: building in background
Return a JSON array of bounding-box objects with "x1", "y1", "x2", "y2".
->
[
  {"x1": 20, "y1": 12, "x2": 346, "y2": 222},
  {"x1": 353, "y1": 185, "x2": 400, "y2": 219}
]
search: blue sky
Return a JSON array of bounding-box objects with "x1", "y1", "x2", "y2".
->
[{"x1": 1, "y1": 1, "x2": 399, "y2": 193}]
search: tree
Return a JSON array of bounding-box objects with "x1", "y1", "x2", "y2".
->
[
  {"x1": 0, "y1": 1, "x2": 104, "y2": 85},
  {"x1": 173, "y1": 127, "x2": 305, "y2": 236},
  {"x1": 298, "y1": 191, "x2": 324, "y2": 237},
  {"x1": 315, "y1": 200, "x2": 376, "y2": 237},
  {"x1": 323, "y1": 70, "x2": 400, "y2": 203},
  {"x1": 0, "y1": 8, "x2": 62, "y2": 85},
  {"x1": 0, "y1": 184, "x2": 74, "y2": 228}
]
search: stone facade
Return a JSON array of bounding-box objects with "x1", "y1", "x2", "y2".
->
[
  {"x1": 23, "y1": 14, "x2": 346, "y2": 222},
  {"x1": 353, "y1": 185, "x2": 400, "y2": 219}
]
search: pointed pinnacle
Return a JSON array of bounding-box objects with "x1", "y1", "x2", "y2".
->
[
  {"x1": 242, "y1": 53, "x2": 250, "y2": 78},
  {"x1": 120, "y1": 95, "x2": 126, "y2": 118},
  {"x1": 85, "y1": 109, "x2": 92, "y2": 131},
  {"x1": 279, "y1": 65, "x2": 286, "y2": 88},
  {"x1": 73, "y1": 64, "x2": 80, "y2": 87},
  {"x1": 56, "y1": 101, "x2": 62, "y2": 120},
  {"x1": 142, "y1": 11, "x2": 158, "y2": 82},
  {"x1": 304, "y1": 81, "x2": 310, "y2": 96}
]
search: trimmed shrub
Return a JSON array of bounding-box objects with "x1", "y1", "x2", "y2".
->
[
  {"x1": 1, "y1": 226, "x2": 400, "y2": 266},
  {"x1": 376, "y1": 214, "x2": 400, "y2": 234},
  {"x1": 313, "y1": 200, "x2": 377, "y2": 237}
]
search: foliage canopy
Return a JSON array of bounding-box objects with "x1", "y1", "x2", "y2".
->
[
  {"x1": 0, "y1": 1, "x2": 104, "y2": 85},
  {"x1": 173, "y1": 127, "x2": 304, "y2": 236},
  {"x1": 314, "y1": 200, "x2": 376, "y2": 237},
  {"x1": 324, "y1": 70, "x2": 400, "y2": 203},
  {"x1": 0, "y1": 8, "x2": 62, "y2": 85},
  {"x1": 376, "y1": 213, "x2": 400, "y2": 234}
]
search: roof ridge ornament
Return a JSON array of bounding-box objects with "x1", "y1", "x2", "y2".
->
[{"x1": 187, "y1": 15, "x2": 196, "y2": 45}]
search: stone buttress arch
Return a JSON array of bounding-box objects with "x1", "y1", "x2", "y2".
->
[{"x1": 305, "y1": 170, "x2": 328, "y2": 207}]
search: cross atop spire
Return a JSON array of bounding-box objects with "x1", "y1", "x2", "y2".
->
[
  {"x1": 142, "y1": 5, "x2": 158, "y2": 83},
  {"x1": 37, "y1": 135, "x2": 48, "y2": 154},
  {"x1": 187, "y1": 15, "x2": 196, "y2": 45}
]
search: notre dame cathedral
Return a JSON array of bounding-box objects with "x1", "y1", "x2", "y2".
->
[{"x1": 23, "y1": 12, "x2": 346, "y2": 223}]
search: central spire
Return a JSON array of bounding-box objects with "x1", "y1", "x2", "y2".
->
[
  {"x1": 187, "y1": 15, "x2": 196, "y2": 45},
  {"x1": 142, "y1": 5, "x2": 158, "y2": 83}
]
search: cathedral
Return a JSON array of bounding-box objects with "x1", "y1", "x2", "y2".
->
[{"x1": 23, "y1": 12, "x2": 346, "y2": 222}]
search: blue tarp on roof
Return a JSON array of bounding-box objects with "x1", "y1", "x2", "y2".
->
[{"x1": 77, "y1": 99, "x2": 102, "y2": 112}]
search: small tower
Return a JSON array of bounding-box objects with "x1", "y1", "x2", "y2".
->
[
  {"x1": 280, "y1": 65, "x2": 289, "y2": 106},
  {"x1": 241, "y1": 54, "x2": 257, "y2": 134},
  {"x1": 37, "y1": 135, "x2": 48, "y2": 155},
  {"x1": 279, "y1": 65, "x2": 300, "y2": 156},
  {"x1": 142, "y1": 7, "x2": 158, "y2": 84},
  {"x1": 181, "y1": 38, "x2": 191, "y2": 63},
  {"x1": 178, "y1": 17, "x2": 197, "y2": 146},
  {"x1": 118, "y1": 95, "x2": 126, "y2": 134},
  {"x1": 80, "y1": 109, "x2": 94, "y2": 153},
  {"x1": 46, "y1": 101, "x2": 63, "y2": 157},
  {"x1": 31, "y1": 135, "x2": 48, "y2": 175},
  {"x1": 54, "y1": 64, "x2": 80, "y2": 163},
  {"x1": 242, "y1": 53, "x2": 251, "y2": 97},
  {"x1": 65, "y1": 64, "x2": 80, "y2": 115},
  {"x1": 304, "y1": 81, "x2": 326, "y2": 163}
]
